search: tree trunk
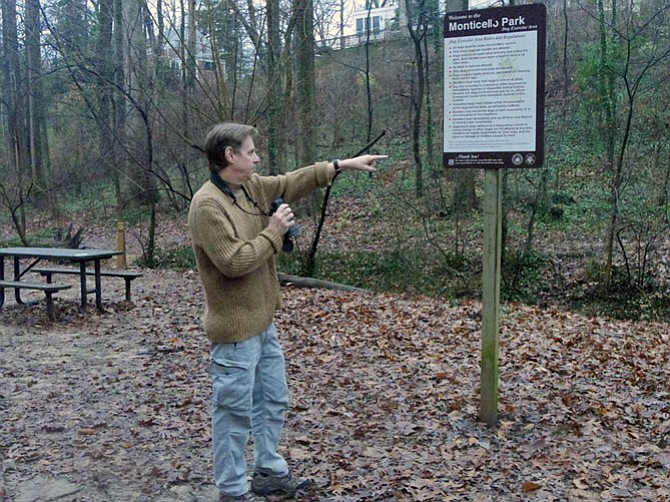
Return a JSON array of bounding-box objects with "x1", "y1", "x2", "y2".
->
[
  {"x1": 423, "y1": 34, "x2": 436, "y2": 175},
  {"x1": 121, "y1": 0, "x2": 159, "y2": 266},
  {"x1": 25, "y1": 0, "x2": 50, "y2": 207},
  {"x1": 123, "y1": 0, "x2": 158, "y2": 209},
  {"x1": 95, "y1": 0, "x2": 115, "y2": 215},
  {"x1": 113, "y1": 0, "x2": 126, "y2": 212},
  {"x1": 295, "y1": 0, "x2": 316, "y2": 166},
  {"x1": 405, "y1": 0, "x2": 427, "y2": 197},
  {"x1": 204, "y1": 0, "x2": 230, "y2": 120},
  {"x1": 562, "y1": 0, "x2": 570, "y2": 99},
  {"x1": 186, "y1": 0, "x2": 197, "y2": 103},
  {"x1": 278, "y1": 273, "x2": 371, "y2": 293},
  {"x1": 448, "y1": 0, "x2": 477, "y2": 212},
  {"x1": 1, "y1": 0, "x2": 29, "y2": 239},
  {"x1": 364, "y1": 5, "x2": 374, "y2": 143},
  {"x1": 599, "y1": 0, "x2": 618, "y2": 285},
  {"x1": 267, "y1": 0, "x2": 287, "y2": 174}
]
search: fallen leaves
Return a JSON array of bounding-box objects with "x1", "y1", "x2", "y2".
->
[
  {"x1": 0, "y1": 269, "x2": 669, "y2": 501},
  {"x1": 520, "y1": 480, "x2": 542, "y2": 492},
  {"x1": 279, "y1": 287, "x2": 670, "y2": 500}
]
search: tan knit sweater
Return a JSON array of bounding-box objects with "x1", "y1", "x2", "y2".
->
[{"x1": 188, "y1": 161, "x2": 331, "y2": 344}]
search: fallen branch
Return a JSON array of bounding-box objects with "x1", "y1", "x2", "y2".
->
[{"x1": 278, "y1": 273, "x2": 371, "y2": 294}]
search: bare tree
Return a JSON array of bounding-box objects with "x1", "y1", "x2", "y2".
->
[
  {"x1": 25, "y1": 0, "x2": 51, "y2": 207},
  {"x1": 446, "y1": 0, "x2": 477, "y2": 211},
  {"x1": 295, "y1": 0, "x2": 317, "y2": 166},
  {"x1": 266, "y1": 0, "x2": 288, "y2": 173},
  {"x1": 1, "y1": 0, "x2": 29, "y2": 239},
  {"x1": 578, "y1": 0, "x2": 670, "y2": 284},
  {"x1": 405, "y1": 0, "x2": 430, "y2": 197}
]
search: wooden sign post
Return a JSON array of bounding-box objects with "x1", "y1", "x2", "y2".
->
[
  {"x1": 115, "y1": 221, "x2": 127, "y2": 269},
  {"x1": 444, "y1": 4, "x2": 546, "y2": 426},
  {"x1": 481, "y1": 169, "x2": 502, "y2": 425}
]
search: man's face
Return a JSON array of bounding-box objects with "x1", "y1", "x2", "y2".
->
[{"x1": 225, "y1": 136, "x2": 260, "y2": 183}]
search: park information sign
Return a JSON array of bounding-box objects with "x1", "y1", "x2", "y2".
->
[{"x1": 443, "y1": 3, "x2": 546, "y2": 169}]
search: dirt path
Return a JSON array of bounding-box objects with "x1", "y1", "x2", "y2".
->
[{"x1": 0, "y1": 270, "x2": 220, "y2": 502}]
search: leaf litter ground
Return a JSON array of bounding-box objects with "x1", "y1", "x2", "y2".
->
[{"x1": 1, "y1": 269, "x2": 669, "y2": 501}]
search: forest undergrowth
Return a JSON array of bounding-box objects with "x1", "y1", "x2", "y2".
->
[{"x1": 3, "y1": 169, "x2": 669, "y2": 325}]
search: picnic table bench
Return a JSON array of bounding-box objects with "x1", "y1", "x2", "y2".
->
[
  {"x1": 32, "y1": 267, "x2": 143, "y2": 302},
  {"x1": 0, "y1": 280, "x2": 72, "y2": 320}
]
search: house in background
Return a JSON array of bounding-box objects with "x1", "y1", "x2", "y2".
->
[
  {"x1": 320, "y1": 0, "x2": 405, "y2": 50},
  {"x1": 349, "y1": 0, "x2": 402, "y2": 37},
  {"x1": 162, "y1": 26, "x2": 215, "y2": 77},
  {"x1": 163, "y1": 0, "x2": 498, "y2": 71},
  {"x1": 323, "y1": 0, "x2": 493, "y2": 50}
]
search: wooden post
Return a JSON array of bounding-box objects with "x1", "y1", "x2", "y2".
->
[
  {"x1": 115, "y1": 221, "x2": 127, "y2": 269},
  {"x1": 480, "y1": 168, "x2": 502, "y2": 426}
]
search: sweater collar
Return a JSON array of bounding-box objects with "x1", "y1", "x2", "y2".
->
[{"x1": 210, "y1": 171, "x2": 239, "y2": 203}]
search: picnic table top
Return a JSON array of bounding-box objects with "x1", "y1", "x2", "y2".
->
[{"x1": 0, "y1": 247, "x2": 122, "y2": 261}]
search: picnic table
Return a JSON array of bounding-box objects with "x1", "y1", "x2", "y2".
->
[{"x1": 0, "y1": 247, "x2": 138, "y2": 319}]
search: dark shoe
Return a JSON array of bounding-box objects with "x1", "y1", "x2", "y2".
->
[
  {"x1": 219, "y1": 492, "x2": 266, "y2": 502},
  {"x1": 251, "y1": 471, "x2": 314, "y2": 497}
]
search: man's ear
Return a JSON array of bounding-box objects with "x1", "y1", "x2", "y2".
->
[{"x1": 224, "y1": 146, "x2": 235, "y2": 163}]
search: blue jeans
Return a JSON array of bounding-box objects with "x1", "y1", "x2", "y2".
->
[{"x1": 210, "y1": 324, "x2": 290, "y2": 496}]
